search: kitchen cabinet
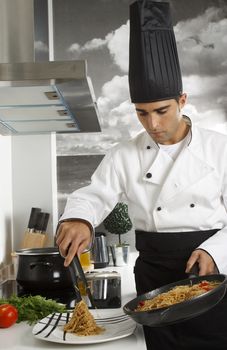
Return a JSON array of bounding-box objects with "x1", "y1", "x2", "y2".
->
[{"x1": 0, "y1": 260, "x2": 146, "y2": 350}]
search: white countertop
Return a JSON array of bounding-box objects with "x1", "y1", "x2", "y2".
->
[{"x1": 0, "y1": 257, "x2": 146, "y2": 350}]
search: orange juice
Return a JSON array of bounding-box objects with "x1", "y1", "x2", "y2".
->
[{"x1": 79, "y1": 251, "x2": 93, "y2": 271}]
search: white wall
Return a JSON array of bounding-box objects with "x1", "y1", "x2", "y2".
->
[
  {"x1": 11, "y1": 134, "x2": 58, "y2": 251},
  {"x1": 0, "y1": 136, "x2": 13, "y2": 265}
]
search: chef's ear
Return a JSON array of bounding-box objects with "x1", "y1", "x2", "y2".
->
[{"x1": 179, "y1": 93, "x2": 187, "y2": 109}]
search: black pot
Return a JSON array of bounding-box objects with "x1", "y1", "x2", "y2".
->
[{"x1": 16, "y1": 247, "x2": 73, "y2": 290}]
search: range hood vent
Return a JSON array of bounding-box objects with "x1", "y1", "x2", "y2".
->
[{"x1": 0, "y1": 60, "x2": 101, "y2": 135}]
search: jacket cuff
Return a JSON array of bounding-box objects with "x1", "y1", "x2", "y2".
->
[
  {"x1": 56, "y1": 218, "x2": 95, "y2": 251},
  {"x1": 195, "y1": 248, "x2": 219, "y2": 273}
]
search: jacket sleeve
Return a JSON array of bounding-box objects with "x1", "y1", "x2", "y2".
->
[
  {"x1": 198, "y1": 157, "x2": 227, "y2": 274},
  {"x1": 59, "y1": 148, "x2": 124, "y2": 229}
]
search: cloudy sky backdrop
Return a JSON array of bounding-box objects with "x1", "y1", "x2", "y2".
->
[{"x1": 53, "y1": 0, "x2": 227, "y2": 155}]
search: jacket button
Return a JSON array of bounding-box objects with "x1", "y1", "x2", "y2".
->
[
  {"x1": 157, "y1": 206, "x2": 162, "y2": 211},
  {"x1": 146, "y1": 172, "x2": 152, "y2": 178},
  {"x1": 147, "y1": 146, "x2": 151, "y2": 149},
  {"x1": 190, "y1": 203, "x2": 195, "y2": 208}
]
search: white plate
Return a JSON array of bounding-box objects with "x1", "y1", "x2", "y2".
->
[{"x1": 32, "y1": 309, "x2": 137, "y2": 344}]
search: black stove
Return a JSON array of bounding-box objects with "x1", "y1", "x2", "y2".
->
[{"x1": 0, "y1": 279, "x2": 78, "y2": 309}]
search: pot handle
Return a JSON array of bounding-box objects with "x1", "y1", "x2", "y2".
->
[{"x1": 29, "y1": 262, "x2": 53, "y2": 269}]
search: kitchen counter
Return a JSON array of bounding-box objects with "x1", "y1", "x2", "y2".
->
[{"x1": 0, "y1": 258, "x2": 146, "y2": 350}]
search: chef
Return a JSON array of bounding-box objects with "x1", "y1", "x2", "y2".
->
[{"x1": 57, "y1": 0, "x2": 227, "y2": 349}]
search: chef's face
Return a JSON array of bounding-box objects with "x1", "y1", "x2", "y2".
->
[{"x1": 135, "y1": 94, "x2": 187, "y2": 145}]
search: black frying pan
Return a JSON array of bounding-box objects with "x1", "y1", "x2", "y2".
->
[{"x1": 123, "y1": 274, "x2": 227, "y2": 327}]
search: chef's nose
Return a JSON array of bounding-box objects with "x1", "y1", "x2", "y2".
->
[{"x1": 147, "y1": 114, "x2": 159, "y2": 130}]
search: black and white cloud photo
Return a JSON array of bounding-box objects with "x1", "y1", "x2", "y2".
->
[{"x1": 54, "y1": 0, "x2": 227, "y2": 155}]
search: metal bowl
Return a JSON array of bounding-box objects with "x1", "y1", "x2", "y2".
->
[{"x1": 123, "y1": 274, "x2": 227, "y2": 327}]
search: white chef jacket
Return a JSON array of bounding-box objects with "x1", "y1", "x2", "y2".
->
[{"x1": 60, "y1": 121, "x2": 227, "y2": 274}]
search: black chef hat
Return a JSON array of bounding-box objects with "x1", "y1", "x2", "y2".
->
[{"x1": 129, "y1": 0, "x2": 183, "y2": 103}]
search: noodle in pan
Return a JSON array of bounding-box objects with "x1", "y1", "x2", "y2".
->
[
  {"x1": 136, "y1": 280, "x2": 221, "y2": 312},
  {"x1": 64, "y1": 300, "x2": 105, "y2": 336}
]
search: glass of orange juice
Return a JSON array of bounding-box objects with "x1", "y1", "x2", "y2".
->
[{"x1": 79, "y1": 251, "x2": 93, "y2": 271}]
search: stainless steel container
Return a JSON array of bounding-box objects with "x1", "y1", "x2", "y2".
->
[
  {"x1": 80, "y1": 271, "x2": 121, "y2": 308},
  {"x1": 92, "y1": 232, "x2": 109, "y2": 268}
]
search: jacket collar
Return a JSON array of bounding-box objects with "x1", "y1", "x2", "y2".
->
[
  {"x1": 140, "y1": 118, "x2": 215, "y2": 202},
  {"x1": 141, "y1": 115, "x2": 206, "y2": 163}
]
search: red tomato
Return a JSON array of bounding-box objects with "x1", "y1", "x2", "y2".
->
[
  {"x1": 0, "y1": 304, "x2": 18, "y2": 328},
  {"x1": 199, "y1": 281, "x2": 212, "y2": 292},
  {"x1": 199, "y1": 281, "x2": 209, "y2": 287},
  {"x1": 138, "y1": 301, "x2": 145, "y2": 307}
]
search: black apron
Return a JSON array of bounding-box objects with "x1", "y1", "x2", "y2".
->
[{"x1": 134, "y1": 229, "x2": 227, "y2": 350}]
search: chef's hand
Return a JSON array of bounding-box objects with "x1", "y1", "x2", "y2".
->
[
  {"x1": 185, "y1": 249, "x2": 217, "y2": 276},
  {"x1": 56, "y1": 220, "x2": 92, "y2": 267}
]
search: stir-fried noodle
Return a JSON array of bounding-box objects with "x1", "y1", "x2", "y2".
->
[
  {"x1": 136, "y1": 280, "x2": 220, "y2": 312},
  {"x1": 64, "y1": 300, "x2": 105, "y2": 336}
]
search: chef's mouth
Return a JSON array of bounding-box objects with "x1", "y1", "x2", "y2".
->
[{"x1": 150, "y1": 131, "x2": 165, "y2": 136}]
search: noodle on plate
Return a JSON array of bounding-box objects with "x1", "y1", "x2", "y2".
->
[{"x1": 64, "y1": 300, "x2": 105, "y2": 336}]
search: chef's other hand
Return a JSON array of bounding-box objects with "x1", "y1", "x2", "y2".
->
[
  {"x1": 56, "y1": 220, "x2": 92, "y2": 267},
  {"x1": 185, "y1": 249, "x2": 217, "y2": 276}
]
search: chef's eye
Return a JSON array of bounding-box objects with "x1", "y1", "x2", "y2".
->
[
  {"x1": 157, "y1": 110, "x2": 167, "y2": 115},
  {"x1": 138, "y1": 111, "x2": 148, "y2": 117}
]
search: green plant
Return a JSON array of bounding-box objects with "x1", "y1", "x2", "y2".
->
[
  {"x1": 0, "y1": 295, "x2": 66, "y2": 325},
  {"x1": 103, "y1": 202, "x2": 132, "y2": 245}
]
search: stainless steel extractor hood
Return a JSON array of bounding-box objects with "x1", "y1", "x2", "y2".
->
[
  {"x1": 0, "y1": 0, "x2": 101, "y2": 135},
  {"x1": 0, "y1": 60, "x2": 101, "y2": 135}
]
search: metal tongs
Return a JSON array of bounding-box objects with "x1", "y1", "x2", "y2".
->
[{"x1": 68, "y1": 254, "x2": 96, "y2": 308}]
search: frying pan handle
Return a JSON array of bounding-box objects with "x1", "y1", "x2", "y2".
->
[
  {"x1": 188, "y1": 263, "x2": 220, "y2": 279},
  {"x1": 188, "y1": 262, "x2": 199, "y2": 278}
]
